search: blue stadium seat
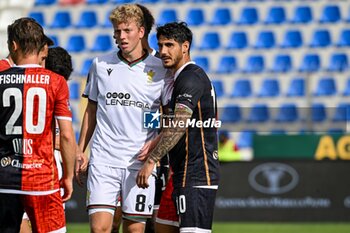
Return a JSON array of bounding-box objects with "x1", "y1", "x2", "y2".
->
[
  {"x1": 342, "y1": 79, "x2": 350, "y2": 96},
  {"x1": 271, "y1": 54, "x2": 292, "y2": 72},
  {"x1": 35, "y1": 0, "x2": 56, "y2": 5},
  {"x1": 336, "y1": 29, "x2": 350, "y2": 47},
  {"x1": 319, "y1": 5, "x2": 341, "y2": 23},
  {"x1": 212, "y1": 80, "x2": 224, "y2": 98},
  {"x1": 275, "y1": 103, "x2": 299, "y2": 122},
  {"x1": 226, "y1": 31, "x2": 248, "y2": 49},
  {"x1": 139, "y1": 0, "x2": 159, "y2": 3},
  {"x1": 186, "y1": 8, "x2": 205, "y2": 26},
  {"x1": 270, "y1": 129, "x2": 286, "y2": 135},
  {"x1": 50, "y1": 11, "x2": 72, "y2": 28},
  {"x1": 66, "y1": 35, "x2": 86, "y2": 52},
  {"x1": 328, "y1": 128, "x2": 345, "y2": 134},
  {"x1": 48, "y1": 35, "x2": 59, "y2": 47},
  {"x1": 76, "y1": 10, "x2": 98, "y2": 28},
  {"x1": 314, "y1": 77, "x2": 337, "y2": 96},
  {"x1": 149, "y1": 33, "x2": 158, "y2": 51},
  {"x1": 280, "y1": 30, "x2": 303, "y2": 48},
  {"x1": 309, "y1": 29, "x2": 331, "y2": 47},
  {"x1": 237, "y1": 7, "x2": 258, "y2": 25},
  {"x1": 216, "y1": 56, "x2": 237, "y2": 74},
  {"x1": 286, "y1": 78, "x2": 305, "y2": 97},
  {"x1": 193, "y1": 56, "x2": 210, "y2": 73},
  {"x1": 254, "y1": 30, "x2": 275, "y2": 49},
  {"x1": 101, "y1": 11, "x2": 112, "y2": 28},
  {"x1": 257, "y1": 79, "x2": 280, "y2": 97},
  {"x1": 327, "y1": 53, "x2": 348, "y2": 72},
  {"x1": 311, "y1": 103, "x2": 327, "y2": 122},
  {"x1": 247, "y1": 104, "x2": 269, "y2": 122},
  {"x1": 91, "y1": 34, "x2": 113, "y2": 52},
  {"x1": 243, "y1": 55, "x2": 264, "y2": 73},
  {"x1": 86, "y1": 0, "x2": 108, "y2": 4},
  {"x1": 69, "y1": 82, "x2": 80, "y2": 100},
  {"x1": 299, "y1": 53, "x2": 321, "y2": 72},
  {"x1": 80, "y1": 58, "x2": 93, "y2": 76},
  {"x1": 264, "y1": 6, "x2": 286, "y2": 24},
  {"x1": 332, "y1": 103, "x2": 350, "y2": 122},
  {"x1": 210, "y1": 8, "x2": 232, "y2": 25},
  {"x1": 29, "y1": 12, "x2": 45, "y2": 27},
  {"x1": 220, "y1": 104, "x2": 242, "y2": 123},
  {"x1": 290, "y1": 5, "x2": 312, "y2": 24},
  {"x1": 198, "y1": 32, "x2": 221, "y2": 50},
  {"x1": 157, "y1": 9, "x2": 177, "y2": 25},
  {"x1": 230, "y1": 79, "x2": 252, "y2": 98},
  {"x1": 237, "y1": 130, "x2": 256, "y2": 148}
]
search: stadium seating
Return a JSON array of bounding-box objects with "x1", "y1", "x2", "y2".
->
[
  {"x1": 226, "y1": 31, "x2": 248, "y2": 49},
  {"x1": 319, "y1": 5, "x2": 341, "y2": 23},
  {"x1": 271, "y1": 54, "x2": 292, "y2": 73},
  {"x1": 50, "y1": 11, "x2": 72, "y2": 28},
  {"x1": 286, "y1": 78, "x2": 305, "y2": 97},
  {"x1": 76, "y1": 10, "x2": 98, "y2": 28},
  {"x1": 66, "y1": 34, "x2": 86, "y2": 52},
  {"x1": 299, "y1": 53, "x2": 321, "y2": 72},
  {"x1": 198, "y1": 32, "x2": 221, "y2": 50},
  {"x1": 290, "y1": 5, "x2": 312, "y2": 24},
  {"x1": 257, "y1": 79, "x2": 280, "y2": 97},
  {"x1": 342, "y1": 79, "x2": 350, "y2": 96},
  {"x1": 275, "y1": 103, "x2": 299, "y2": 122},
  {"x1": 264, "y1": 6, "x2": 286, "y2": 24},
  {"x1": 210, "y1": 8, "x2": 232, "y2": 25},
  {"x1": 311, "y1": 103, "x2": 327, "y2": 122},
  {"x1": 90, "y1": 34, "x2": 113, "y2": 52},
  {"x1": 243, "y1": 55, "x2": 265, "y2": 73},
  {"x1": 327, "y1": 53, "x2": 348, "y2": 72},
  {"x1": 280, "y1": 30, "x2": 303, "y2": 48},
  {"x1": 313, "y1": 77, "x2": 337, "y2": 96},
  {"x1": 29, "y1": 11, "x2": 45, "y2": 26},
  {"x1": 237, "y1": 7, "x2": 258, "y2": 25},
  {"x1": 237, "y1": 130, "x2": 256, "y2": 148},
  {"x1": 193, "y1": 56, "x2": 210, "y2": 73},
  {"x1": 186, "y1": 8, "x2": 205, "y2": 26},
  {"x1": 309, "y1": 29, "x2": 331, "y2": 48},
  {"x1": 230, "y1": 79, "x2": 252, "y2": 98},
  {"x1": 247, "y1": 104, "x2": 269, "y2": 122},
  {"x1": 80, "y1": 58, "x2": 93, "y2": 76},
  {"x1": 220, "y1": 104, "x2": 242, "y2": 123},
  {"x1": 35, "y1": 0, "x2": 56, "y2": 5},
  {"x1": 254, "y1": 30, "x2": 275, "y2": 49},
  {"x1": 332, "y1": 103, "x2": 350, "y2": 122},
  {"x1": 157, "y1": 9, "x2": 177, "y2": 25},
  {"x1": 69, "y1": 82, "x2": 80, "y2": 100},
  {"x1": 212, "y1": 80, "x2": 224, "y2": 98},
  {"x1": 216, "y1": 56, "x2": 237, "y2": 74},
  {"x1": 336, "y1": 29, "x2": 350, "y2": 47}
]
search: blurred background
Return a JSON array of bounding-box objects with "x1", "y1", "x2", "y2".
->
[{"x1": 1, "y1": 0, "x2": 350, "y2": 224}]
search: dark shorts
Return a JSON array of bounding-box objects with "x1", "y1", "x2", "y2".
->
[
  {"x1": 172, "y1": 186, "x2": 217, "y2": 231},
  {"x1": 154, "y1": 164, "x2": 169, "y2": 208},
  {"x1": 0, "y1": 193, "x2": 23, "y2": 233}
]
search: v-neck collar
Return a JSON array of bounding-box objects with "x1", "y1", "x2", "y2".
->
[{"x1": 117, "y1": 49, "x2": 149, "y2": 67}]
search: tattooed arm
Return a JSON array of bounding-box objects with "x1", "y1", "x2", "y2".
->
[{"x1": 136, "y1": 103, "x2": 192, "y2": 188}]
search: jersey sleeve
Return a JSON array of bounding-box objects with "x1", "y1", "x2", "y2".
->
[
  {"x1": 55, "y1": 77, "x2": 72, "y2": 120},
  {"x1": 82, "y1": 57, "x2": 98, "y2": 102},
  {"x1": 161, "y1": 69, "x2": 174, "y2": 106},
  {"x1": 174, "y1": 71, "x2": 204, "y2": 111}
]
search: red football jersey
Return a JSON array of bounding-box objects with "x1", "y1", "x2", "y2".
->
[
  {"x1": 0, "y1": 59, "x2": 12, "y2": 71},
  {"x1": 0, "y1": 65, "x2": 72, "y2": 194}
]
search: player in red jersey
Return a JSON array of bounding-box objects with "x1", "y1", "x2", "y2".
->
[{"x1": 0, "y1": 18, "x2": 76, "y2": 233}]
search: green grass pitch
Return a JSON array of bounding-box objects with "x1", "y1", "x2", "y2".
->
[{"x1": 67, "y1": 222, "x2": 350, "y2": 233}]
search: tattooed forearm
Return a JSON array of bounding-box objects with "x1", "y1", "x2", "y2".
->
[{"x1": 148, "y1": 103, "x2": 193, "y2": 163}]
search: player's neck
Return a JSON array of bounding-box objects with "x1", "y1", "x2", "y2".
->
[
  {"x1": 15, "y1": 54, "x2": 40, "y2": 66},
  {"x1": 122, "y1": 44, "x2": 145, "y2": 63},
  {"x1": 173, "y1": 56, "x2": 191, "y2": 74}
]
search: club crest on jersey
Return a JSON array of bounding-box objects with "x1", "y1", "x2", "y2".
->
[
  {"x1": 143, "y1": 110, "x2": 161, "y2": 129},
  {"x1": 146, "y1": 70, "x2": 155, "y2": 84}
]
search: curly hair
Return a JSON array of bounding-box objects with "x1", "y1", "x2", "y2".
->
[
  {"x1": 109, "y1": 4, "x2": 144, "y2": 28},
  {"x1": 45, "y1": 47, "x2": 73, "y2": 80}
]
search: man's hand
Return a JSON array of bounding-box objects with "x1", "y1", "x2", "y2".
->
[
  {"x1": 75, "y1": 148, "x2": 88, "y2": 187},
  {"x1": 60, "y1": 177, "x2": 73, "y2": 202},
  {"x1": 136, "y1": 159, "x2": 156, "y2": 189}
]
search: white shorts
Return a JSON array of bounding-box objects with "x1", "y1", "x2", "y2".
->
[{"x1": 87, "y1": 164, "x2": 155, "y2": 221}]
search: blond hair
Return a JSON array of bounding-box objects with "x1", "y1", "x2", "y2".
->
[{"x1": 109, "y1": 4, "x2": 144, "y2": 28}]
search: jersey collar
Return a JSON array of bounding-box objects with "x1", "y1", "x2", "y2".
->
[
  {"x1": 117, "y1": 49, "x2": 149, "y2": 67},
  {"x1": 174, "y1": 61, "x2": 195, "y2": 81},
  {"x1": 13, "y1": 64, "x2": 42, "y2": 68}
]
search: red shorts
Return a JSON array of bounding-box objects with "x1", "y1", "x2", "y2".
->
[
  {"x1": 156, "y1": 175, "x2": 179, "y2": 227},
  {"x1": 22, "y1": 191, "x2": 66, "y2": 233}
]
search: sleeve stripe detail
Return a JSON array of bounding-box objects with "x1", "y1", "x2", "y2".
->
[{"x1": 55, "y1": 116, "x2": 72, "y2": 121}]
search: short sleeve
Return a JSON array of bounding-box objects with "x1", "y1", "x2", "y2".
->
[
  {"x1": 82, "y1": 57, "x2": 98, "y2": 102},
  {"x1": 174, "y1": 71, "x2": 204, "y2": 111}
]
